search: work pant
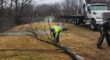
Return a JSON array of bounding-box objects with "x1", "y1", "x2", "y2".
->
[
  {"x1": 97, "y1": 27, "x2": 110, "y2": 47},
  {"x1": 53, "y1": 32, "x2": 60, "y2": 43}
]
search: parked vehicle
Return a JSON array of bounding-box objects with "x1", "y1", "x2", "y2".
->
[{"x1": 74, "y1": 0, "x2": 110, "y2": 31}]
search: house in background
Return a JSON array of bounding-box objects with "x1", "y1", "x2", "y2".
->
[{"x1": 44, "y1": 16, "x2": 55, "y2": 22}]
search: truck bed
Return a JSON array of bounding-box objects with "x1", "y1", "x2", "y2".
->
[{"x1": 59, "y1": 15, "x2": 84, "y2": 19}]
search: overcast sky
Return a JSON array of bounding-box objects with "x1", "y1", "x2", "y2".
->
[{"x1": 33, "y1": 0, "x2": 64, "y2": 5}]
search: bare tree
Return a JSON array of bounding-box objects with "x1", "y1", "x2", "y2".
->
[
  {"x1": 0, "y1": 0, "x2": 7, "y2": 17},
  {"x1": 12, "y1": 0, "x2": 32, "y2": 25}
]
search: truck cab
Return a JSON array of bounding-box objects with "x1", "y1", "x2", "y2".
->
[
  {"x1": 87, "y1": 4, "x2": 108, "y2": 24},
  {"x1": 86, "y1": 4, "x2": 110, "y2": 30}
]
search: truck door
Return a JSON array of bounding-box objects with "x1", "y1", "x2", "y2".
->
[{"x1": 87, "y1": 6, "x2": 92, "y2": 18}]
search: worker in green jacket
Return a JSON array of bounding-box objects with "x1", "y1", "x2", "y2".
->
[{"x1": 50, "y1": 23, "x2": 62, "y2": 43}]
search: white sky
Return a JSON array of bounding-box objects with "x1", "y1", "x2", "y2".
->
[{"x1": 33, "y1": 0, "x2": 64, "y2": 5}]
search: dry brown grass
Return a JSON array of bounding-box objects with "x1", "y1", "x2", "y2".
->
[
  {"x1": 60, "y1": 23, "x2": 110, "y2": 60},
  {"x1": 8, "y1": 22, "x2": 57, "y2": 31},
  {"x1": 0, "y1": 35, "x2": 71, "y2": 60},
  {"x1": 1, "y1": 22, "x2": 110, "y2": 60}
]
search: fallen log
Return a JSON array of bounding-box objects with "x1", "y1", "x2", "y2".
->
[{"x1": 30, "y1": 32, "x2": 85, "y2": 60}]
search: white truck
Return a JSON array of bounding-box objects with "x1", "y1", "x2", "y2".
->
[{"x1": 73, "y1": 0, "x2": 110, "y2": 31}]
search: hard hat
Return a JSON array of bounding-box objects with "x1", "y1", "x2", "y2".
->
[{"x1": 57, "y1": 22, "x2": 62, "y2": 26}]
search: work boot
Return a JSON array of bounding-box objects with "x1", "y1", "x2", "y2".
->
[{"x1": 97, "y1": 46, "x2": 102, "y2": 49}]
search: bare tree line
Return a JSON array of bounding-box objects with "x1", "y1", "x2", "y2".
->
[
  {"x1": 34, "y1": 4, "x2": 61, "y2": 17},
  {"x1": 0, "y1": 0, "x2": 33, "y2": 25},
  {"x1": 0, "y1": 0, "x2": 110, "y2": 25}
]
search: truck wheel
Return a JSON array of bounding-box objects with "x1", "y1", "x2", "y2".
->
[
  {"x1": 74, "y1": 19, "x2": 80, "y2": 25},
  {"x1": 90, "y1": 20, "x2": 97, "y2": 31}
]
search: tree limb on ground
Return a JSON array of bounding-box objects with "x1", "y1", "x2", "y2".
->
[{"x1": 30, "y1": 31, "x2": 85, "y2": 60}]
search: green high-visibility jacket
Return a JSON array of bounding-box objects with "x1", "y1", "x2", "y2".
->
[
  {"x1": 53, "y1": 26, "x2": 62, "y2": 33},
  {"x1": 51, "y1": 26, "x2": 62, "y2": 39}
]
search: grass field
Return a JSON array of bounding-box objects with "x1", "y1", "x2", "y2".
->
[
  {"x1": 0, "y1": 35, "x2": 71, "y2": 60},
  {"x1": 0, "y1": 22, "x2": 110, "y2": 60},
  {"x1": 60, "y1": 23, "x2": 110, "y2": 60},
  {"x1": 8, "y1": 22, "x2": 57, "y2": 31}
]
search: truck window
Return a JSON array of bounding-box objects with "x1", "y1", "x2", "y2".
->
[{"x1": 91, "y1": 5, "x2": 107, "y2": 10}]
